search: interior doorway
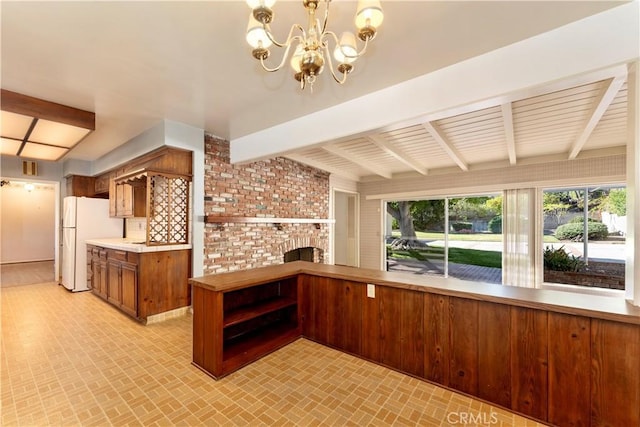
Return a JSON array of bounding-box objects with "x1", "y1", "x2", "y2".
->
[
  {"x1": 0, "y1": 178, "x2": 59, "y2": 286},
  {"x1": 333, "y1": 190, "x2": 359, "y2": 267}
]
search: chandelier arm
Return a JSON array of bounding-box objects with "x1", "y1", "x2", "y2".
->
[
  {"x1": 263, "y1": 23, "x2": 307, "y2": 48},
  {"x1": 319, "y1": 0, "x2": 331, "y2": 35},
  {"x1": 323, "y1": 44, "x2": 348, "y2": 85},
  {"x1": 258, "y1": 40, "x2": 299, "y2": 73},
  {"x1": 322, "y1": 30, "x2": 370, "y2": 59}
]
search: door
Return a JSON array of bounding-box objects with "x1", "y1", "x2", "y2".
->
[
  {"x1": 116, "y1": 183, "x2": 133, "y2": 217},
  {"x1": 107, "y1": 259, "x2": 121, "y2": 305},
  {"x1": 61, "y1": 227, "x2": 76, "y2": 290},
  {"x1": 98, "y1": 257, "x2": 108, "y2": 299},
  {"x1": 120, "y1": 262, "x2": 138, "y2": 317},
  {"x1": 334, "y1": 190, "x2": 359, "y2": 267}
]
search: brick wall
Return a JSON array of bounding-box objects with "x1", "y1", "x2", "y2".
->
[
  {"x1": 544, "y1": 269, "x2": 625, "y2": 290},
  {"x1": 203, "y1": 134, "x2": 330, "y2": 274}
]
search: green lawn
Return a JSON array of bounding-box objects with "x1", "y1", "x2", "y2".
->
[
  {"x1": 388, "y1": 246, "x2": 502, "y2": 268},
  {"x1": 388, "y1": 228, "x2": 561, "y2": 269}
]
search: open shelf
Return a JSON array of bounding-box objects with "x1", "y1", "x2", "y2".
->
[
  {"x1": 223, "y1": 321, "x2": 300, "y2": 364},
  {"x1": 223, "y1": 297, "x2": 297, "y2": 328},
  {"x1": 192, "y1": 275, "x2": 301, "y2": 379}
]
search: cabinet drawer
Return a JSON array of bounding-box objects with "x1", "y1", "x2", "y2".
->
[
  {"x1": 107, "y1": 249, "x2": 138, "y2": 263},
  {"x1": 126, "y1": 252, "x2": 139, "y2": 264},
  {"x1": 108, "y1": 249, "x2": 128, "y2": 262}
]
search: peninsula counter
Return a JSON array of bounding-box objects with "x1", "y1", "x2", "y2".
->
[{"x1": 190, "y1": 261, "x2": 640, "y2": 426}]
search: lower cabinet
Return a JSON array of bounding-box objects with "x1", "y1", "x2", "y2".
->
[
  {"x1": 88, "y1": 246, "x2": 108, "y2": 299},
  {"x1": 107, "y1": 255, "x2": 138, "y2": 318},
  {"x1": 120, "y1": 263, "x2": 138, "y2": 317},
  {"x1": 88, "y1": 245, "x2": 190, "y2": 321}
]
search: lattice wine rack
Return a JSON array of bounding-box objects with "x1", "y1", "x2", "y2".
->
[{"x1": 147, "y1": 172, "x2": 190, "y2": 245}]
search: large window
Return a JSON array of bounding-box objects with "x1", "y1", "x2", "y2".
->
[
  {"x1": 385, "y1": 195, "x2": 502, "y2": 284},
  {"x1": 542, "y1": 186, "x2": 626, "y2": 291}
]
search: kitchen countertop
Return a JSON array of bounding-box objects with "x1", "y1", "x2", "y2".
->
[{"x1": 86, "y1": 238, "x2": 192, "y2": 253}]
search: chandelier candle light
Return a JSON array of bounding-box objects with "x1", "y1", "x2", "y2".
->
[{"x1": 245, "y1": 0, "x2": 384, "y2": 90}]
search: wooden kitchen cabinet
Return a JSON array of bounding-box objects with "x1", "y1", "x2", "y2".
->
[
  {"x1": 120, "y1": 263, "x2": 138, "y2": 317},
  {"x1": 66, "y1": 175, "x2": 96, "y2": 197},
  {"x1": 105, "y1": 146, "x2": 190, "y2": 221},
  {"x1": 106, "y1": 250, "x2": 139, "y2": 317},
  {"x1": 109, "y1": 177, "x2": 117, "y2": 217},
  {"x1": 116, "y1": 183, "x2": 134, "y2": 217},
  {"x1": 109, "y1": 180, "x2": 146, "y2": 218},
  {"x1": 94, "y1": 173, "x2": 110, "y2": 196},
  {"x1": 88, "y1": 245, "x2": 190, "y2": 321},
  {"x1": 107, "y1": 259, "x2": 122, "y2": 305},
  {"x1": 88, "y1": 246, "x2": 108, "y2": 299}
]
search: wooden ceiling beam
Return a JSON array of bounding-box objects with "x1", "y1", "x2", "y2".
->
[
  {"x1": 422, "y1": 121, "x2": 469, "y2": 171},
  {"x1": 568, "y1": 75, "x2": 625, "y2": 160},
  {"x1": 367, "y1": 135, "x2": 428, "y2": 175},
  {"x1": 285, "y1": 153, "x2": 361, "y2": 182},
  {"x1": 1, "y1": 89, "x2": 95, "y2": 130},
  {"x1": 501, "y1": 103, "x2": 517, "y2": 165},
  {"x1": 322, "y1": 145, "x2": 393, "y2": 179}
]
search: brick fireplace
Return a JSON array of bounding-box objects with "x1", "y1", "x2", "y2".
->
[{"x1": 203, "y1": 135, "x2": 329, "y2": 274}]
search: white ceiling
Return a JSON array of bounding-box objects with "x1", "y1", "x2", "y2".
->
[{"x1": 0, "y1": 1, "x2": 634, "y2": 180}]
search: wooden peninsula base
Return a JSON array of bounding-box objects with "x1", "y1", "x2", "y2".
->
[
  {"x1": 87, "y1": 241, "x2": 192, "y2": 322},
  {"x1": 189, "y1": 261, "x2": 640, "y2": 427}
]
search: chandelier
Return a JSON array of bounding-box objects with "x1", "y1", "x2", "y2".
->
[{"x1": 245, "y1": 0, "x2": 384, "y2": 91}]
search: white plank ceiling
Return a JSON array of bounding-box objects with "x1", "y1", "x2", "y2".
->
[{"x1": 284, "y1": 75, "x2": 628, "y2": 181}]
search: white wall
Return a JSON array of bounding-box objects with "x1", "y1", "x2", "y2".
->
[
  {"x1": 1, "y1": 155, "x2": 64, "y2": 185},
  {"x1": 1, "y1": 181, "x2": 56, "y2": 263}
]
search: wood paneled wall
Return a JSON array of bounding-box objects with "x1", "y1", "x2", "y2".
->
[{"x1": 299, "y1": 274, "x2": 640, "y2": 426}]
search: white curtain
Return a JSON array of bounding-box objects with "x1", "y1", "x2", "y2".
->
[{"x1": 502, "y1": 188, "x2": 536, "y2": 287}]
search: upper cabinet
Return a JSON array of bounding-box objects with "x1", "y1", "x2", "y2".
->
[
  {"x1": 115, "y1": 170, "x2": 190, "y2": 245},
  {"x1": 94, "y1": 173, "x2": 110, "y2": 196},
  {"x1": 102, "y1": 147, "x2": 193, "y2": 244},
  {"x1": 66, "y1": 175, "x2": 97, "y2": 197},
  {"x1": 110, "y1": 180, "x2": 146, "y2": 218}
]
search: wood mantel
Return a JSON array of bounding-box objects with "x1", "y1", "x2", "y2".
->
[
  {"x1": 204, "y1": 215, "x2": 335, "y2": 225},
  {"x1": 190, "y1": 262, "x2": 640, "y2": 426}
]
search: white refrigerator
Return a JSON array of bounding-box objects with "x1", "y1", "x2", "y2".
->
[{"x1": 61, "y1": 196, "x2": 122, "y2": 292}]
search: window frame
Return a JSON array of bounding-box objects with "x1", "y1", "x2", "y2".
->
[
  {"x1": 383, "y1": 192, "x2": 503, "y2": 284},
  {"x1": 536, "y1": 184, "x2": 626, "y2": 297}
]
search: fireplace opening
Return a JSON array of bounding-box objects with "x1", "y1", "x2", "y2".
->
[{"x1": 284, "y1": 247, "x2": 315, "y2": 263}]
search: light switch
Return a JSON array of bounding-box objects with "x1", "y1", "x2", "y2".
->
[{"x1": 367, "y1": 283, "x2": 375, "y2": 298}]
